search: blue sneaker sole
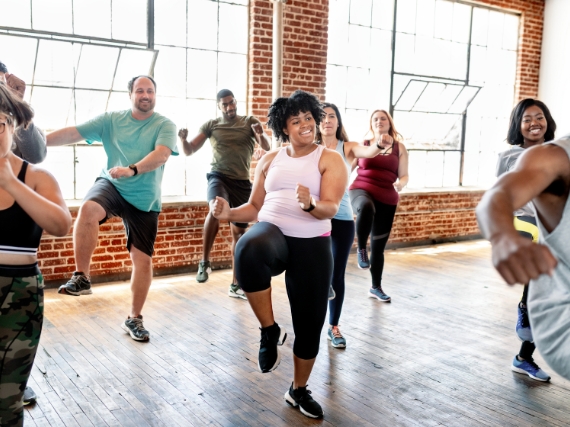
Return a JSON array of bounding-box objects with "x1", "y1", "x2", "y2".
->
[{"x1": 511, "y1": 365, "x2": 550, "y2": 382}]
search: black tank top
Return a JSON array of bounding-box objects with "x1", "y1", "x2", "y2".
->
[{"x1": 0, "y1": 161, "x2": 43, "y2": 277}]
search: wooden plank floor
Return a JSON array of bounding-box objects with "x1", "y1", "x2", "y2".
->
[{"x1": 24, "y1": 240, "x2": 570, "y2": 426}]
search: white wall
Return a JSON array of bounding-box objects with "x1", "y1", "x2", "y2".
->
[{"x1": 539, "y1": 0, "x2": 570, "y2": 136}]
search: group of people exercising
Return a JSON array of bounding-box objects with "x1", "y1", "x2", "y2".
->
[{"x1": 1, "y1": 59, "x2": 569, "y2": 425}]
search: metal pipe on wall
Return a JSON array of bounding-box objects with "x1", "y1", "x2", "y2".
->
[{"x1": 272, "y1": 0, "x2": 287, "y2": 147}]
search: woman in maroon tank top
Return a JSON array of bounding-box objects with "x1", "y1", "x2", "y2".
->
[{"x1": 349, "y1": 109, "x2": 408, "y2": 302}]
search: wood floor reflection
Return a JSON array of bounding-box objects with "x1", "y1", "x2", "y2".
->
[{"x1": 25, "y1": 240, "x2": 570, "y2": 426}]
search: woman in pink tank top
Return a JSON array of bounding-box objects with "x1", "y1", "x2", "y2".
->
[
  {"x1": 211, "y1": 90, "x2": 347, "y2": 419},
  {"x1": 349, "y1": 109, "x2": 409, "y2": 303}
]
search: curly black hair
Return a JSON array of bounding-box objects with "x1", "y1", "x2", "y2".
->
[
  {"x1": 506, "y1": 98, "x2": 556, "y2": 146},
  {"x1": 0, "y1": 82, "x2": 33, "y2": 129},
  {"x1": 267, "y1": 90, "x2": 323, "y2": 142}
]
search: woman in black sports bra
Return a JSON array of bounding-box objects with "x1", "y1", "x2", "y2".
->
[{"x1": 0, "y1": 83, "x2": 71, "y2": 427}]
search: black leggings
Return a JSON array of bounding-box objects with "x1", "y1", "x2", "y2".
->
[
  {"x1": 235, "y1": 222, "x2": 332, "y2": 360},
  {"x1": 349, "y1": 189, "x2": 397, "y2": 288},
  {"x1": 329, "y1": 219, "x2": 355, "y2": 326}
]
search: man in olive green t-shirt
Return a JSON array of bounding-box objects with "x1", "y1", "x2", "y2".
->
[{"x1": 178, "y1": 89, "x2": 270, "y2": 298}]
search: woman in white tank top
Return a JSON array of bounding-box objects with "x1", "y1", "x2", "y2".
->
[{"x1": 212, "y1": 90, "x2": 347, "y2": 419}]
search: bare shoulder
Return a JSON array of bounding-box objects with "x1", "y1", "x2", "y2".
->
[
  {"x1": 397, "y1": 140, "x2": 407, "y2": 153},
  {"x1": 321, "y1": 146, "x2": 344, "y2": 163},
  {"x1": 258, "y1": 148, "x2": 280, "y2": 173},
  {"x1": 26, "y1": 164, "x2": 59, "y2": 187}
]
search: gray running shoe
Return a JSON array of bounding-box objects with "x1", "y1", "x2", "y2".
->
[
  {"x1": 368, "y1": 286, "x2": 391, "y2": 302},
  {"x1": 196, "y1": 261, "x2": 211, "y2": 283},
  {"x1": 327, "y1": 326, "x2": 346, "y2": 348},
  {"x1": 328, "y1": 285, "x2": 336, "y2": 300},
  {"x1": 228, "y1": 283, "x2": 247, "y2": 300},
  {"x1": 58, "y1": 272, "x2": 92, "y2": 296},
  {"x1": 23, "y1": 386, "x2": 37, "y2": 405},
  {"x1": 121, "y1": 315, "x2": 150, "y2": 341}
]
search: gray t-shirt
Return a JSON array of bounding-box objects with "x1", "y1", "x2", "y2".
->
[
  {"x1": 496, "y1": 146, "x2": 534, "y2": 217},
  {"x1": 529, "y1": 134, "x2": 570, "y2": 380}
]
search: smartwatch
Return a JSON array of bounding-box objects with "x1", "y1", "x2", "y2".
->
[
  {"x1": 129, "y1": 164, "x2": 138, "y2": 176},
  {"x1": 302, "y1": 196, "x2": 316, "y2": 212}
]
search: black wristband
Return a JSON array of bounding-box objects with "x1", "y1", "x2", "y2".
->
[
  {"x1": 129, "y1": 164, "x2": 138, "y2": 176},
  {"x1": 302, "y1": 197, "x2": 316, "y2": 212}
]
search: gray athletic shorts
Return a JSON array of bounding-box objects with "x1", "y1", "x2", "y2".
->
[{"x1": 83, "y1": 178, "x2": 159, "y2": 257}]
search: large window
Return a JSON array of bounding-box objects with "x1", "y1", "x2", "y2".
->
[
  {"x1": 326, "y1": 0, "x2": 520, "y2": 188},
  {"x1": 0, "y1": 0, "x2": 249, "y2": 201}
]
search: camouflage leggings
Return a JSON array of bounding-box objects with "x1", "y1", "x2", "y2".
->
[{"x1": 0, "y1": 274, "x2": 44, "y2": 427}]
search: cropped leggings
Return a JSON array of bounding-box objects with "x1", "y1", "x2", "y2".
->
[
  {"x1": 235, "y1": 222, "x2": 332, "y2": 360},
  {"x1": 349, "y1": 189, "x2": 397, "y2": 288},
  {"x1": 329, "y1": 219, "x2": 355, "y2": 326},
  {"x1": 0, "y1": 274, "x2": 44, "y2": 427}
]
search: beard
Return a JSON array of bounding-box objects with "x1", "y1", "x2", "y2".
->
[{"x1": 136, "y1": 99, "x2": 155, "y2": 113}]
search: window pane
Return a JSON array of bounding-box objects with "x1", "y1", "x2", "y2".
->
[
  {"x1": 153, "y1": 46, "x2": 186, "y2": 97},
  {"x1": 434, "y1": 0, "x2": 452, "y2": 40},
  {"x1": 415, "y1": 0, "x2": 435, "y2": 36},
  {"x1": 72, "y1": 0, "x2": 111, "y2": 39},
  {"x1": 0, "y1": 36, "x2": 38, "y2": 84},
  {"x1": 155, "y1": 96, "x2": 187, "y2": 129},
  {"x1": 32, "y1": 0, "x2": 73, "y2": 33},
  {"x1": 107, "y1": 91, "x2": 131, "y2": 112},
  {"x1": 30, "y1": 87, "x2": 74, "y2": 130},
  {"x1": 503, "y1": 13, "x2": 519, "y2": 51},
  {"x1": 218, "y1": 3, "x2": 248, "y2": 54},
  {"x1": 325, "y1": 65, "x2": 347, "y2": 110},
  {"x1": 75, "y1": 145, "x2": 108, "y2": 199},
  {"x1": 348, "y1": 25, "x2": 371, "y2": 69},
  {"x1": 0, "y1": 0, "x2": 31, "y2": 28},
  {"x1": 394, "y1": 32, "x2": 415, "y2": 73},
  {"x1": 218, "y1": 53, "x2": 246, "y2": 102},
  {"x1": 162, "y1": 154, "x2": 186, "y2": 197},
  {"x1": 449, "y1": 86, "x2": 479, "y2": 114},
  {"x1": 451, "y1": 2, "x2": 471, "y2": 44},
  {"x1": 372, "y1": 0, "x2": 394, "y2": 31},
  {"x1": 396, "y1": 0, "x2": 416, "y2": 34},
  {"x1": 34, "y1": 40, "x2": 76, "y2": 87},
  {"x1": 328, "y1": 0, "x2": 350, "y2": 66},
  {"x1": 43, "y1": 146, "x2": 75, "y2": 199},
  {"x1": 187, "y1": 99, "x2": 217, "y2": 133},
  {"x1": 187, "y1": 49, "x2": 217, "y2": 99},
  {"x1": 155, "y1": 0, "x2": 186, "y2": 47},
  {"x1": 425, "y1": 151, "x2": 444, "y2": 187},
  {"x1": 394, "y1": 80, "x2": 426, "y2": 111},
  {"x1": 187, "y1": 0, "x2": 218, "y2": 50},
  {"x1": 74, "y1": 90, "x2": 110, "y2": 125},
  {"x1": 412, "y1": 83, "x2": 445, "y2": 112},
  {"x1": 407, "y1": 150, "x2": 426, "y2": 188},
  {"x1": 350, "y1": 0, "x2": 372, "y2": 26},
  {"x1": 442, "y1": 151, "x2": 460, "y2": 186},
  {"x1": 471, "y1": 7, "x2": 488, "y2": 47},
  {"x1": 113, "y1": 49, "x2": 156, "y2": 91},
  {"x1": 343, "y1": 109, "x2": 369, "y2": 141},
  {"x1": 487, "y1": 11, "x2": 504, "y2": 49},
  {"x1": 75, "y1": 45, "x2": 119, "y2": 90},
  {"x1": 112, "y1": 0, "x2": 147, "y2": 43},
  {"x1": 345, "y1": 67, "x2": 369, "y2": 109}
]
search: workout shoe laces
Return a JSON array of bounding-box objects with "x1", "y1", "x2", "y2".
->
[
  {"x1": 285, "y1": 383, "x2": 323, "y2": 419},
  {"x1": 357, "y1": 248, "x2": 370, "y2": 269},
  {"x1": 58, "y1": 272, "x2": 92, "y2": 296},
  {"x1": 122, "y1": 315, "x2": 150, "y2": 341},
  {"x1": 516, "y1": 303, "x2": 533, "y2": 342},
  {"x1": 328, "y1": 325, "x2": 347, "y2": 348}
]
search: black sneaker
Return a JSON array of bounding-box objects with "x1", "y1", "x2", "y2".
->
[
  {"x1": 58, "y1": 272, "x2": 92, "y2": 296},
  {"x1": 121, "y1": 315, "x2": 150, "y2": 341},
  {"x1": 258, "y1": 323, "x2": 287, "y2": 373},
  {"x1": 284, "y1": 383, "x2": 324, "y2": 419},
  {"x1": 23, "y1": 386, "x2": 37, "y2": 405}
]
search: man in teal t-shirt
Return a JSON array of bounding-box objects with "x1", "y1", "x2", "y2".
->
[{"x1": 47, "y1": 75, "x2": 178, "y2": 341}]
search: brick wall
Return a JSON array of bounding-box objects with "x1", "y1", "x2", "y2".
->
[
  {"x1": 248, "y1": 0, "x2": 329, "y2": 121},
  {"x1": 38, "y1": 191, "x2": 484, "y2": 284},
  {"x1": 39, "y1": 0, "x2": 542, "y2": 284}
]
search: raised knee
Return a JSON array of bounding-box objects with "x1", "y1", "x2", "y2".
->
[{"x1": 78, "y1": 201, "x2": 105, "y2": 223}]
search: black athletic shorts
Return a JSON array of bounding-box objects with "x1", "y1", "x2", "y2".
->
[
  {"x1": 83, "y1": 178, "x2": 159, "y2": 257},
  {"x1": 206, "y1": 171, "x2": 252, "y2": 229}
]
